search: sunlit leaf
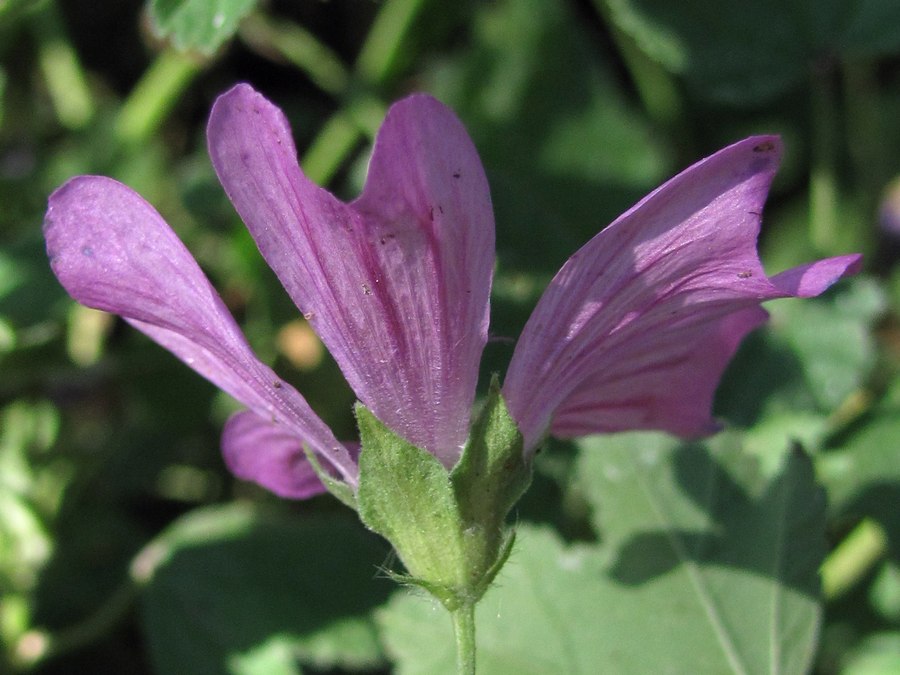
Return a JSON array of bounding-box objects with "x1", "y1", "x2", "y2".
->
[{"x1": 379, "y1": 434, "x2": 825, "y2": 673}]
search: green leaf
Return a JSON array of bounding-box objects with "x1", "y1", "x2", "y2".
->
[
  {"x1": 576, "y1": 433, "x2": 826, "y2": 674},
  {"x1": 841, "y1": 632, "x2": 900, "y2": 675},
  {"x1": 769, "y1": 276, "x2": 884, "y2": 410},
  {"x1": 428, "y1": 0, "x2": 670, "y2": 276},
  {"x1": 817, "y1": 408, "x2": 900, "y2": 518},
  {"x1": 0, "y1": 0, "x2": 41, "y2": 25},
  {"x1": 603, "y1": 0, "x2": 807, "y2": 104},
  {"x1": 840, "y1": 1, "x2": 900, "y2": 59},
  {"x1": 140, "y1": 504, "x2": 390, "y2": 675},
  {"x1": 379, "y1": 434, "x2": 825, "y2": 673},
  {"x1": 870, "y1": 561, "x2": 900, "y2": 623},
  {"x1": 0, "y1": 400, "x2": 62, "y2": 591},
  {"x1": 148, "y1": 0, "x2": 258, "y2": 56},
  {"x1": 603, "y1": 0, "x2": 900, "y2": 104}
]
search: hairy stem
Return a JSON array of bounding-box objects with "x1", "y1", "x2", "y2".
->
[{"x1": 451, "y1": 602, "x2": 477, "y2": 675}]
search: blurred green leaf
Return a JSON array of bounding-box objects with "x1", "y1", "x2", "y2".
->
[
  {"x1": 379, "y1": 434, "x2": 824, "y2": 673},
  {"x1": 429, "y1": 0, "x2": 670, "y2": 275},
  {"x1": 870, "y1": 561, "x2": 900, "y2": 623},
  {"x1": 840, "y1": 1, "x2": 900, "y2": 59},
  {"x1": 602, "y1": 0, "x2": 900, "y2": 104},
  {"x1": 770, "y1": 276, "x2": 885, "y2": 410},
  {"x1": 140, "y1": 504, "x2": 390, "y2": 675},
  {"x1": 818, "y1": 411, "x2": 900, "y2": 515},
  {"x1": 576, "y1": 433, "x2": 825, "y2": 674},
  {"x1": 0, "y1": 400, "x2": 61, "y2": 592},
  {"x1": 148, "y1": 0, "x2": 258, "y2": 55},
  {"x1": 841, "y1": 632, "x2": 900, "y2": 674},
  {"x1": 0, "y1": 0, "x2": 41, "y2": 25}
]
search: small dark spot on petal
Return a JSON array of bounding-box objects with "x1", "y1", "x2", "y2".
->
[
  {"x1": 429, "y1": 206, "x2": 434, "y2": 221},
  {"x1": 438, "y1": 205, "x2": 444, "y2": 214},
  {"x1": 362, "y1": 283, "x2": 372, "y2": 295},
  {"x1": 753, "y1": 141, "x2": 775, "y2": 153},
  {"x1": 453, "y1": 171, "x2": 461, "y2": 179},
  {"x1": 303, "y1": 311, "x2": 315, "y2": 320},
  {"x1": 81, "y1": 246, "x2": 94, "y2": 258},
  {"x1": 748, "y1": 211, "x2": 760, "y2": 216},
  {"x1": 737, "y1": 270, "x2": 753, "y2": 279},
  {"x1": 273, "y1": 380, "x2": 283, "y2": 389}
]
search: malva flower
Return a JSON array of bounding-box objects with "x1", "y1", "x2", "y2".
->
[{"x1": 44, "y1": 84, "x2": 862, "y2": 503}]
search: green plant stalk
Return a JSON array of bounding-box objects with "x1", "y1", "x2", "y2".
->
[
  {"x1": 300, "y1": 111, "x2": 362, "y2": 186},
  {"x1": 451, "y1": 602, "x2": 477, "y2": 675},
  {"x1": 115, "y1": 49, "x2": 201, "y2": 145},
  {"x1": 13, "y1": 582, "x2": 136, "y2": 669},
  {"x1": 0, "y1": 67, "x2": 7, "y2": 130},
  {"x1": 301, "y1": 94, "x2": 388, "y2": 185},
  {"x1": 821, "y1": 518, "x2": 888, "y2": 599},
  {"x1": 354, "y1": 0, "x2": 430, "y2": 87},
  {"x1": 32, "y1": 0, "x2": 94, "y2": 129},
  {"x1": 239, "y1": 12, "x2": 350, "y2": 96},
  {"x1": 595, "y1": 0, "x2": 686, "y2": 136},
  {"x1": 809, "y1": 64, "x2": 840, "y2": 254},
  {"x1": 297, "y1": 0, "x2": 428, "y2": 184},
  {"x1": 843, "y1": 59, "x2": 883, "y2": 254}
]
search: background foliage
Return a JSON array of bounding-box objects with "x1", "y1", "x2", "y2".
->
[{"x1": 2, "y1": 0, "x2": 900, "y2": 673}]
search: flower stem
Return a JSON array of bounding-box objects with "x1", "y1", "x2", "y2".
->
[
  {"x1": 115, "y1": 48, "x2": 201, "y2": 145},
  {"x1": 13, "y1": 581, "x2": 137, "y2": 668},
  {"x1": 809, "y1": 61, "x2": 839, "y2": 254},
  {"x1": 821, "y1": 517, "x2": 888, "y2": 599},
  {"x1": 32, "y1": 0, "x2": 95, "y2": 129},
  {"x1": 451, "y1": 602, "x2": 477, "y2": 675},
  {"x1": 354, "y1": 0, "x2": 429, "y2": 87},
  {"x1": 239, "y1": 12, "x2": 350, "y2": 96}
]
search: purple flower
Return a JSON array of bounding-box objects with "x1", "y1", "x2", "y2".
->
[{"x1": 44, "y1": 85, "x2": 861, "y2": 499}]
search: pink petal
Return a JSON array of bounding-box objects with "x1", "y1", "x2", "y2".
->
[
  {"x1": 222, "y1": 410, "x2": 328, "y2": 499},
  {"x1": 44, "y1": 176, "x2": 357, "y2": 486},
  {"x1": 503, "y1": 136, "x2": 862, "y2": 451},
  {"x1": 207, "y1": 85, "x2": 494, "y2": 466}
]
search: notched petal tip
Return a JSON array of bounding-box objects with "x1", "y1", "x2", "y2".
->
[{"x1": 209, "y1": 84, "x2": 494, "y2": 465}]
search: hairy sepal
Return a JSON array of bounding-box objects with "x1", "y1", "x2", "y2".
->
[{"x1": 355, "y1": 389, "x2": 529, "y2": 609}]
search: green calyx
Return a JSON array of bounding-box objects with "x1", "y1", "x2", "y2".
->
[{"x1": 354, "y1": 376, "x2": 531, "y2": 611}]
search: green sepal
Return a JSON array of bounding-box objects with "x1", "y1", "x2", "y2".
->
[
  {"x1": 476, "y1": 527, "x2": 517, "y2": 595},
  {"x1": 355, "y1": 404, "x2": 468, "y2": 596},
  {"x1": 451, "y1": 375, "x2": 531, "y2": 531},
  {"x1": 302, "y1": 445, "x2": 357, "y2": 510},
  {"x1": 354, "y1": 386, "x2": 531, "y2": 610}
]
